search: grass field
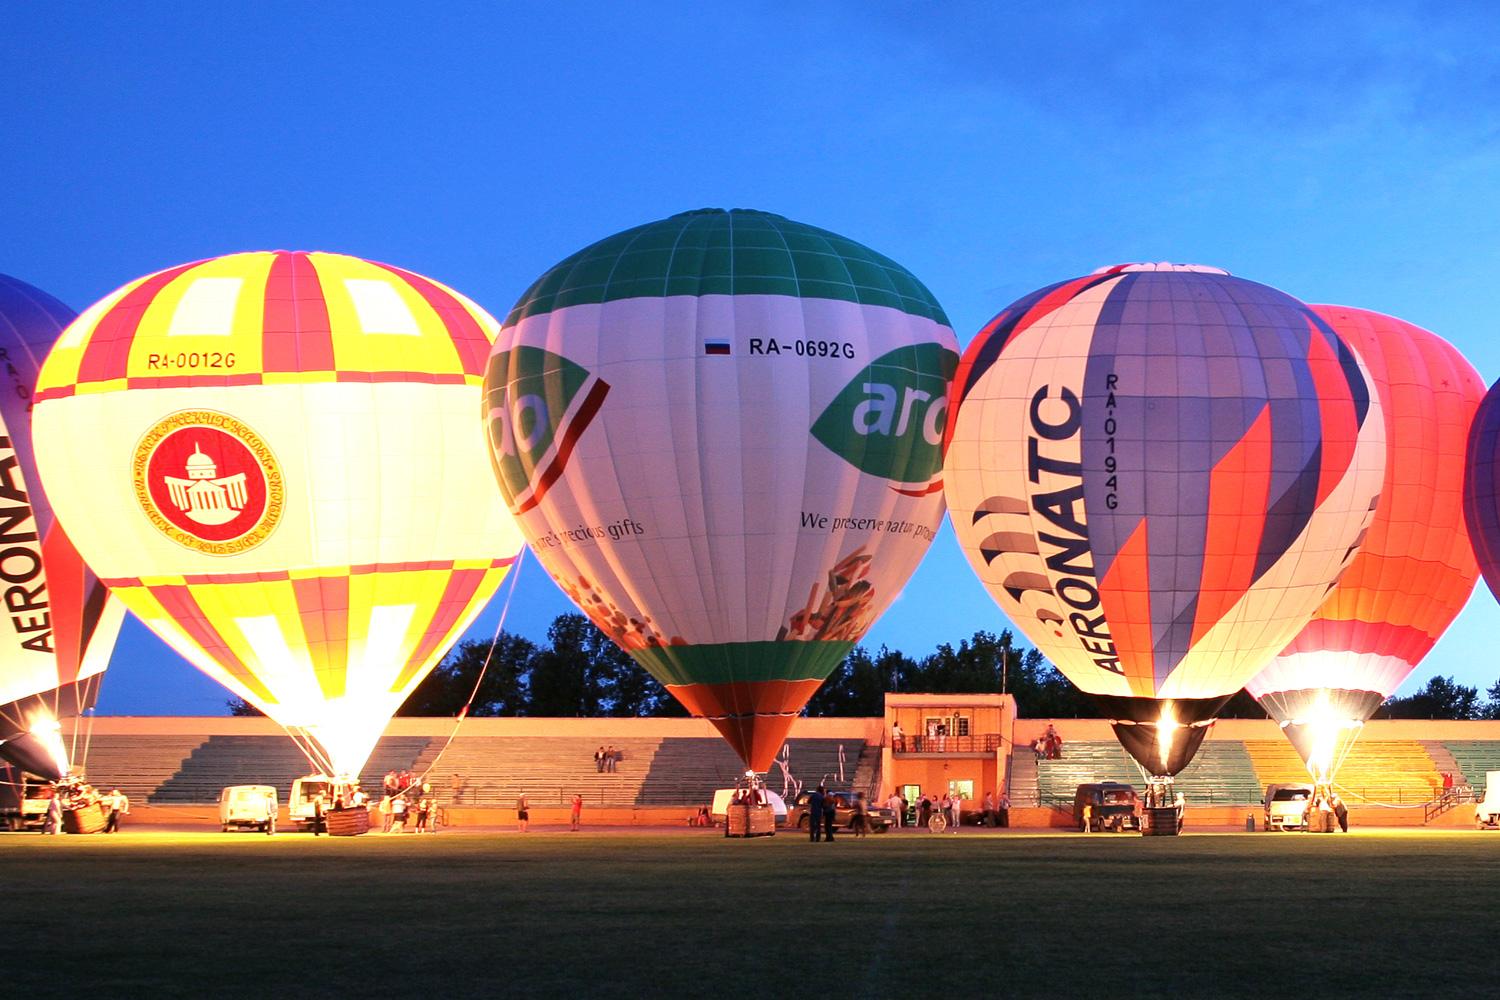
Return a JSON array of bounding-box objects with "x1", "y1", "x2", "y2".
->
[{"x1": 4, "y1": 827, "x2": 1497, "y2": 998}]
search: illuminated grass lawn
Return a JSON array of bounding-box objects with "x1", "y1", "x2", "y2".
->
[{"x1": 5, "y1": 828, "x2": 1495, "y2": 998}]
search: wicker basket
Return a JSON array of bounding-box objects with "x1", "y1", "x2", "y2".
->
[
  {"x1": 63, "y1": 801, "x2": 110, "y2": 835},
  {"x1": 325, "y1": 807, "x2": 371, "y2": 837},
  {"x1": 724, "y1": 802, "x2": 775, "y2": 838}
]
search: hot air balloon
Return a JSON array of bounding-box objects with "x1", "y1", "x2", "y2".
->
[
  {"x1": 944, "y1": 263, "x2": 1385, "y2": 788},
  {"x1": 31, "y1": 252, "x2": 524, "y2": 778},
  {"x1": 1251, "y1": 306, "x2": 1483, "y2": 782},
  {"x1": 1463, "y1": 375, "x2": 1500, "y2": 628},
  {"x1": 0, "y1": 274, "x2": 124, "y2": 781},
  {"x1": 484, "y1": 209, "x2": 957, "y2": 772}
]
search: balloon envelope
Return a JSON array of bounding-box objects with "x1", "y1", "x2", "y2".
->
[
  {"x1": 484, "y1": 209, "x2": 957, "y2": 771},
  {"x1": 0, "y1": 274, "x2": 123, "y2": 781},
  {"x1": 1462, "y1": 374, "x2": 1500, "y2": 632},
  {"x1": 944, "y1": 264, "x2": 1385, "y2": 775},
  {"x1": 32, "y1": 252, "x2": 523, "y2": 776},
  {"x1": 1251, "y1": 306, "x2": 1483, "y2": 776}
]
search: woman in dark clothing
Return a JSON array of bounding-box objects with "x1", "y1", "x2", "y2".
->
[{"x1": 823, "y1": 796, "x2": 837, "y2": 842}]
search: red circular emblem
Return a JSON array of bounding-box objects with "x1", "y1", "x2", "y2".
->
[{"x1": 133, "y1": 410, "x2": 283, "y2": 555}]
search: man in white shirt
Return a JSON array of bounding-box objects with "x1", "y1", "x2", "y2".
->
[{"x1": 105, "y1": 788, "x2": 129, "y2": 833}]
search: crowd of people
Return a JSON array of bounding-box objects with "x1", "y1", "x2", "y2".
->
[
  {"x1": 1032, "y1": 724, "x2": 1063, "y2": 760},
  {"x1": 378, "y1": 770, "x2": 436, "y2": 834}
]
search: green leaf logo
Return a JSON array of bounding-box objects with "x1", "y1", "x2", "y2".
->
[
  {"x1": 483, "y1": 345, "x2": 610, "y2": 514},
  {"x1": 811, "y1": 343, "x2": 958, "y2": 489}
]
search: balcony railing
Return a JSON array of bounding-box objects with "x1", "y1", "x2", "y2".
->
[{"x1": 892, "y1": 734, "x2": 1002, "y2": 755}]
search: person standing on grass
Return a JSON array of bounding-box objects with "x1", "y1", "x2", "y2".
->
[
  {"x1": 390, "y1": 794, "x2": 407, "y2": 832},
  {"x1": 104, "y1": 788, "x2": 129, "y2": 833},
  {"x1": 851, "y1": 792, "x2": 867, "y2": 838},
  {"x1": 822, "y1": 792, "x2": 837, "y2": 842},
  {"x1": 808, "y1": 786, "x2": 825, "y2": 842},
  {"x1": 571, "y1": 793, "x2": 583, "y2": 831},
  {"x1": 516, "y1": 792, "x2": 530, "y2": 832},
  {"x1": 43, "y1": 793, "x2": 61, "y2": 835}
]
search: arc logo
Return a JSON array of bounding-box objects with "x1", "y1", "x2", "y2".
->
[
  {"x1": 485, "y1": 345, "x2": 610, "y2": 514},
  {"x1": 133, "y1": 410, "x2": 283, "y2": 555},
  {"x1": 811, "y1": 342, "x2": 958, "y2": 493}
]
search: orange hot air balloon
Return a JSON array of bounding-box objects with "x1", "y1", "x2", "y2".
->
[{"x1": 1250, "y1": 305, "x2": 1484, "y2": 780}]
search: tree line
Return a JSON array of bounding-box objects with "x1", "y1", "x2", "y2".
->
[{"x1": 227, "y1": 612, "x2": 1500, "y2": 720}]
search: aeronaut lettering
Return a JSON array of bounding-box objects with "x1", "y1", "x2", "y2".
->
[
  {"x1": 1027, "y1": 387, "x2": 1120, "y2": 676},
  {"x1": 0, "y1": 436, "x2": 49, "y2": 653}
]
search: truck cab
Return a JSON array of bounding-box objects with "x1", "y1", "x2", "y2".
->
[{"x1": 0, "y1": 763, "x2": 52, "y2": 831}]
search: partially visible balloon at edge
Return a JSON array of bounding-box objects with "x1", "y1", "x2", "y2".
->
[
  {"x1": 0, "y1": 273, "x2": 124, "y2": 781},
  {"x1": 1252, "y1": 306, "x2": 1484, "y2": 778}
]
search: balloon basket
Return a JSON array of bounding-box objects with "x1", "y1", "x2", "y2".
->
[
  {"x1": 63, "y1": 801, "x2": 109, "y2": 835},
  {"x1": 326, "y1": 807, "x2": 371, "y2": 837},
  {"x1": 1141, "y1": 776, "x2": 1183, "y2": 836},
  {"x1": 724, "y1": 802, "x2": 775, "y2": 838}
]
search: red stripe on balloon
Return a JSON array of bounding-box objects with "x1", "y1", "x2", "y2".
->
[
  {"x1": 393, "y1": 567, "x2": 489, "y2": 692},
  {"x1": 291, "y1": 575, "x2": 351, "y2": 701},
  {"x1": 371, "y1": 261, "x2": 492, "y2": 376},
  {"x1": 98, "y1": 555, "x2": 516, "y2": 589},
  {"x1": 75, "y1": 261, "x2": 205, "y2": 385},
  {"x1": 147, "y1": 583, "x2": 275, "y2": 704},
  {"x1": 263, "y1": 251, "x2": 336, "y2": 373}
]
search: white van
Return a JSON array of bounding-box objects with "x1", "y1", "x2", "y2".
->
[
  {"x1": 288, "y1": 774, "x2": 334, "y2": 831},
  {"x1": 219, "y1": 785, "x2": 278, "y2": 834},
  {"x1": 1475, "y1": 771, "x2": 1500, "y2": 829}
]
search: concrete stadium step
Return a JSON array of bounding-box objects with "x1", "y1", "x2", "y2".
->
[
  {"x1": 148, "y1": 735, "x2": 432, "y2": 803},
  {"x1": 1035, "y1": 740, "x2": 1263, "y2": 806},
  {"x1": 415, "y1": 735, "x2": 869, "y2": 808},
  {"x1": 1243, "y1": 739, "x2": 1441, "y2": 806},
  {"x1": 1442, "y1": 741, "x2": 1500, "y2": 792},
  {"x1": 1006, "y1": 747, "x2": 1039, "y2": 806},
  {"x1": 77, "y1": 735, "x2": 208, "y2": 802}
]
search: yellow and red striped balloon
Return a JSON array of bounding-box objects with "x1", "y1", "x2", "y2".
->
[{"x1": 33, "y1": 251, "x2": 524, "y2": 776}]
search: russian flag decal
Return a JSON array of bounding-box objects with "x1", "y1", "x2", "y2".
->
[{"x1": 704, "y1": 340, "x2": 731, "y2": 356}]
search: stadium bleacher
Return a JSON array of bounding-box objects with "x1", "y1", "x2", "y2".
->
[
  {"x1": 79, "y1": 732, "x2": 868, "y2": 807},
  {"x1": 1030, "y1": 739, "x2": 1264, "y2": 806},
  {"x1": 1443, "y1": 741, "x2": 1500, "y2": 792},
  {"x1": 77, "y1": 734, "x2": 208, "y2": 802},
  {"x1": 148, "y1": 735, "x2": 432, "y2": 803},
  {"x1": 1242, "y1": 739, "x2": 1441, "y2": 805}
]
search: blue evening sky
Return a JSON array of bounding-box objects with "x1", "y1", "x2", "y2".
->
[{"x1": 5, "y1": 4, "x2": 1499, "y2": 714}]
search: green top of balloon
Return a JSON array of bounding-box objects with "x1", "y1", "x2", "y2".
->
[{"x1": 503, "y1": 208, "x2": 949, "y2": 327}]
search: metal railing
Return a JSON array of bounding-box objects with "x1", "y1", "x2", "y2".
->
[
  {"x1": 1423, "y1": 784, "x2": 1474, "y2": 822},
  {"x1": 892, "y1": 734, "x2": 1003, "y2": 755}
]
